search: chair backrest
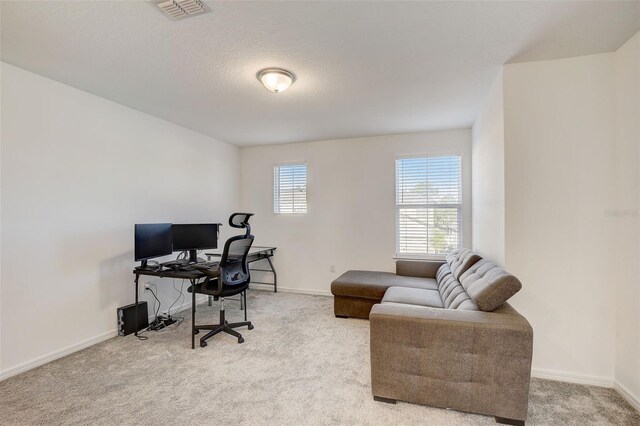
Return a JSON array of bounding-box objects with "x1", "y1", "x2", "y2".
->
[{"x1": 219, "y1": 223, "x2": 254, "y2": 287}]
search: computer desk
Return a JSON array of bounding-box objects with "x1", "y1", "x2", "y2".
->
[
  {"x1": 132, "y1": 246, "x2": 276, "y2": 349},
  {"x1": 205, "y1": 246, "x2": 278, "y2": 292},
  {"x1": 132, "y1": 267, "x2": 206, "y2": 349}
]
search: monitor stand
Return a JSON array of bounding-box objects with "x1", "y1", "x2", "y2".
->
[
  {"x1": 187, "y1": 250, "x2": 199, "y2": 264},
  {"x1": 135, "y1": 260, "x2": 160, "y2": 271}
]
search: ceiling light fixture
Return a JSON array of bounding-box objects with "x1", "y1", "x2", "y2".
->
[{"x1": 256, "y1": 68, "x2": 296, "y2": 93}]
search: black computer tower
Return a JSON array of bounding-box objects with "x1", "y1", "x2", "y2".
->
[{"x1": 117, "y1": 302, "x2": 149, "y2": 336}]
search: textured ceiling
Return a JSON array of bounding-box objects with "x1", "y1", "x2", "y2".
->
[{"x1": 2, "y1": 1, "x2": 639, "y2": 146}]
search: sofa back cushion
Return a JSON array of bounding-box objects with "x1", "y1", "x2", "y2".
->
[
  {"x1": 435, "y1": 263, "x2": 478, "y2": 311},
  {"x1": 446, "y1": 248, "x2": 482, "y2": 280},
  {"x1": 459, "y1": 259, "x2": 522, "y2": 312}
]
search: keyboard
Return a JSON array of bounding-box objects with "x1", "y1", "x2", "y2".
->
[
  {"x1": 162, "y1": 260, "x2": 218, "y2": 271},
  {"x1": 193, "y1": 261, "x2": 219, "y2": 269},
  {"x1": 162, "y1": 259, "x2": 189, "y2": 269}
]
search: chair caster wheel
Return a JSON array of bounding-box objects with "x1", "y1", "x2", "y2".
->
[
  {"x1": 238, "y1": 337, "x2": 244, "y2": 344},
  {"x1": 200, "y1": 341, "x2": 207, "y2": 348},
  {"x1": 193, "y1": 330, "x2": 199, "y2": 335},
  {"x1": 248, "y1": 324, "x2": 254, "y2": 330}
]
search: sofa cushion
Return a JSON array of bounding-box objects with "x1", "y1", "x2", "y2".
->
[
  {"x1": 438, "y1": 271, "x2": 478, "y2": 310},
  {"x1": 331, "y1": 270, "x2": 438, "y2": 301},
  {"x1": 381, "y1": 287, "x2": 444, "y2": 308},
  {"x1": 435, "y1": 262, "x2": 478, "y2": 310},
  {"x1": 459, "y1": 259, "x2": 522, "y2": 312},
  {"x1": 436, "y1": 262, "x2": 452, "y2": 283},
  {"x1": 396, "y1": 260, "x2": 445, "y2": 278},
  {"x1": 446, "y1": 248, "x2": 482, "y2": 280}
]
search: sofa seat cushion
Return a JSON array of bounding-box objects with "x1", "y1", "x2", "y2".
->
[
  {"x1": 381, "y1": 286, "x2": 444, "y2": 308},
  {"x1": 459, "y1": 259, "x2": 522, "y2": 312},
  {"x1": 331, "y1": 270, "x2": 438, "y2": 301}
]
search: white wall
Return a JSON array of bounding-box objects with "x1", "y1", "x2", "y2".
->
[
  {"x1": 503, "y1": 53, "x2": 618, "y2": 384},
  {"x1": 471, "y1": 70, "x2": 505, "y2": 265},
  {"x1": 471, "y1": 34, "x2": 640, "y2": 407},
  {"x1": 613, "y1": 33, "x2": 640, "y2": 406},
  {"x1": 0, "y1": 63, "x2": 240, "y2": 377},
  {"x1": 240, "y1": 130, "x2": 472, "y2": 294}
]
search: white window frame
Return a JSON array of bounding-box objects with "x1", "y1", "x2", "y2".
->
[
  {"x1": 273, "y1": 162, "x2": 308, "y2": 215},
  {"x1": 395, "y1": 154, "x2": 463, "y2": 259}
]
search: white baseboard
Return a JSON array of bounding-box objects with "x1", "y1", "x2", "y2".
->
[
  {"x1": 531, "y1": 368, "x2": 613, "y2": 387},
  {"x1": 0, "y1": 289, "x2": 297, "y2": 382},
  {"x1": 0, "y1": 295, "x2": 211, "y2": 382},
  {"x1": 614, "y1": 380, "x2": 640, "y2": 412},
  {"x1": 0, "y1": 329, "x2": 117, "y2": 381},
  {"x1": 249, "y1": 283, "x2": 331, "y2": 296}
]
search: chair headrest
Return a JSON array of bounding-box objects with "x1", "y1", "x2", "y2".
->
[{"x1": 229, "y1": 213, "x2": 253, "y2": 229}]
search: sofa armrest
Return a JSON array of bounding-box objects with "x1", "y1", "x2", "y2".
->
[
  {"x1": 395, "y1": 260, "x2": 444, "y2": 278},
  {"x1": 369, "y1": 302, "x2": 533, "y2": 421}
]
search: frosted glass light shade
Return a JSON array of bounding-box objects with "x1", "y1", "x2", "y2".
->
[{"x1": 257, "y1": 68, "x2": 296, "y2": 93}]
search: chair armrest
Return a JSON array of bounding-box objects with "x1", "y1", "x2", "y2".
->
[
  {"x1": 395, "y1": 260, "x2": 444, "y2": 278},
  {"x1": 194, "y1": 267, "x2": 222, "y2": 295},
  {"x1": 198, "y1": 268, "x2": 221, "y2": 278},
  {"x1": 369, "y1": 303, "x2": 533, "y2": 420}
]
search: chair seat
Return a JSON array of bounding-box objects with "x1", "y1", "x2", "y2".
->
[{"x1": 188, "y1": 280, "x2": 248, "y2": 297}]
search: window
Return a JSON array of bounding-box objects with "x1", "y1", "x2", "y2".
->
[
  {"x1": 396, "y1": 155, "x2": 462, "y2": 257},
  {"x1": 274, "y1": 163, "x2": 307, "y2": 214}
]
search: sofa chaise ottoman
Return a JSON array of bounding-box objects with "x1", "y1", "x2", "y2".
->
[
  {"x1": 331, "y1": 249, "x2": 480, "y2": 319},
  {"x1": 330, "y1": 249, "x2": 533, "y2": 426}
]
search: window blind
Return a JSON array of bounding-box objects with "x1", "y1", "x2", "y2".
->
[
  {"x1": 274, "y1": 164, "x2": 307, "y2": 214},
  {"x1": 396, "y1": 156, "x2": 462, "y2": 256}
]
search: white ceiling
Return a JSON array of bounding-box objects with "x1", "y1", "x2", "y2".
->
[{"x1": 2, "y1": 1, "x2": 639, "y2": 146}]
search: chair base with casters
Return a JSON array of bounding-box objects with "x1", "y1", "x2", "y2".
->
[{"x1": 189, "y1": 282, "x2": 253, "y2": 347}]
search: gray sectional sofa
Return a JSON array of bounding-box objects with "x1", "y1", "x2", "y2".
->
[{"x1": 331, "y1": 249, "x2": 533, "y2": 426}]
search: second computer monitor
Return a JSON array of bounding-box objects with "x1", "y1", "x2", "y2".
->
[{"x1": 172, "y1": 223, "x2": 219, "y2": 263}]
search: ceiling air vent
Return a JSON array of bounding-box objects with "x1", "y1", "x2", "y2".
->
[{"x1": 151, "y1": 0, "x2": 211, "y2": 21}]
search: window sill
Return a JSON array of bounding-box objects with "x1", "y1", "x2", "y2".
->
[{"x1": 394, "y1": 255, "x2": 446, "y2": 261}]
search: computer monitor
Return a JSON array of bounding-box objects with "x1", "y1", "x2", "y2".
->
[
  {"x1": 134, "y1": 223, "x2": 173, "y2": 268},
  {"x1": 172, "y1": 223, "x2": 219, "y2": 263}
]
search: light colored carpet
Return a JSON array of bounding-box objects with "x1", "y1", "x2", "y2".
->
[{"x1": 1, "y1": 291, "x2": 638, "y2": 425}]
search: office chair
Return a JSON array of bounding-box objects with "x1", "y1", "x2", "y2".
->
[{"x1": 189, "y1": 213, "x2": 255, "y2": 347}]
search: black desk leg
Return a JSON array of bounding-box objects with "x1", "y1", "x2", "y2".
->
[
  {"x1": 266, "y1": 256, "x2": 277, "y2": 292},
  {"x1": 134, "y1": 273, "x2": 140, "y2": 336},
  {"x1": 191, "y1": 279, "x2": 196, "y2": 349}
]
